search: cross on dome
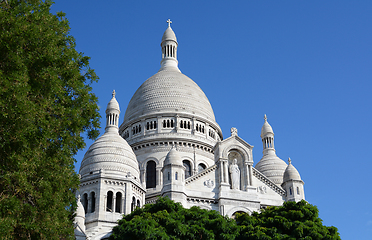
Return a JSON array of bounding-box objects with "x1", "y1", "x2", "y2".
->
[
  {"x1": 264, "y1": 114, "x2": 267, "y2": 122},
  {"x1": 288, "y1": 158, "x2": 292, "y2": 164},
  {"x1": 112, "y1": 89, "x2": 116, "y2": 98},
  {"x1": 167, "y1": 19, "x2": 172, "y2": 27}
]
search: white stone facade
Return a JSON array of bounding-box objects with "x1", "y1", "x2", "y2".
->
[{"x1": 75, "y1": 20, "x2": 305, "y2": 239}]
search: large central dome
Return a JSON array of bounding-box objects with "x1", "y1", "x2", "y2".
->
[
  {"x1": 123, "y1": 69, "x2": 216, "y2": 124},
  {"x1": 123, "y1": 23, "x2": 217, "y2": 127}
]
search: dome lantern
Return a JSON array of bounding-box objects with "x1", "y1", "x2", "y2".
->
[
  {"x1": 160, "y1": 19, "x2": 179, "y2": 71},
  {"x1": 105, "y1": 90, "x2": 120, "y2": 132}
]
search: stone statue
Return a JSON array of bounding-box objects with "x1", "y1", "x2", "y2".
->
[{"x1": 229, "y1": 159, "x2": 240, "y2": 190}]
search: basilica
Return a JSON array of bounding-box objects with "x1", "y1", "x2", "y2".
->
[{"x1": 74, "y1": 20, "x2": 305, "y2": 240}]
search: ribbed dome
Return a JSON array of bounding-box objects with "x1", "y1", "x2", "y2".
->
[
  {"x1": 164, "y1": 147, "x2": 182, "y2": 166},
  {"x1": 106, "y1": 92, "x2": 120, "y2": 112},
  {"x1": 162, "y1": 26, "x2": 177, "y2": 42},
  {"x1": 261, "y1": 115, "x2": 273, "y2": 138},
  {"x1": 79, "y1": 131, "x2": 140, "y2": 180},
  {"x1": 255, "y1": 152, "x2": 288, "y2": 185},
  {"x1": 123, "y1": 69, "x2": 216, "y2": 124},
  {"x1": 283, "y1": 159, "x2": 302, "y2": 182}
]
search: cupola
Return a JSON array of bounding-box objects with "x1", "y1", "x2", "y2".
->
[{"x1": 160, "y1": 19, "x2": 180, "y2": 71}]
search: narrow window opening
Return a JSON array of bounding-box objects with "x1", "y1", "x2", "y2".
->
[
  {"x1": 90, "y1": 192, "x2": 95, "y2": 213},
  {"x1": 146, "y1": 161, "x2": 156, "y2": 188},
  {"x1": 82, "y1": 193, "x2": 88, "y2": 214},
  {"x1": 183, "y1": 160, "x2": 192, "y2": 179},
  {"x1": 106, "y1": 191, "x2": 113, "y2": 212},
  {"x1": 115, "y1": 192, "x2": 122, "y2": 213}
]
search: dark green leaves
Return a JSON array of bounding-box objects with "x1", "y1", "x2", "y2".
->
[
  {"x1": 111, "y1": 198, "x2": 340, "y2": 240},
  {"x1": 0, "y1": 0, "x2": 100, "y2": 238}
]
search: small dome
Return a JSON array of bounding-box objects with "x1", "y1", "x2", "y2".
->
[
  {"x1": 79, "y1": 130, "x2": 140, "y2": 180},
  {"x1": 164, "y1": 147, "x2": 182, "y2": 166},
  {"x1": 162, "y1": 26, "x2": 177, "y2": 43},
  {"x1": 283, "y1": 158, "x2": 302, "y2": 182},
  {"x1": 106, "y1": 90, "x2": 120, "y2": 112},
  {"x1": 261, "y1": 114, "x2": 273, "y2": 138},
  {"x1": 255, "y1": 152, "x2": 288, "y2": 185}
]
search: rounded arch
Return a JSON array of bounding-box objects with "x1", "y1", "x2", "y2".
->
[
  {"x1": 225, "y1": 206, "x2": 252, "y2": 218},
  {"x1": 197, "y1": 163, "x2": 207, "y2": 173},
  {"x1": 141, "y1": 157, "x2": 160, "y2": 169},
  {"x1": 222, "y1": 145, "x2": 250, "y2": 163},
  {"x1": 182, "y1": 160, "x2": 192, "y2": 179}
]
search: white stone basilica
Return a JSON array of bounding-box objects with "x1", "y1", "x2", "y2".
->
[{"x1": 74, "y1": 20, "x2": 305, "y2": 239}]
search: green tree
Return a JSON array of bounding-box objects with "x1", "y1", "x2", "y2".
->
[
  {"x1": 235, "y1": 200, "x2": 340, "y2": 240},
  {"x1": 110, "y1": 197, "x2": 239, "y2": 240},
  {"x1": 0, "y1": 0, "x2": 100, "y2": 239}
]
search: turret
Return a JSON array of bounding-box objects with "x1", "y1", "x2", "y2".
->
[
  {"x1": 105, "y1": 90, "x2": 120, "y2": 132},
  {"x1": 255, "y1": 115, "x2": 288, "y2": 185},
  {"x1": 161, "y1": 146, "x2": 186, "y2": 205},
  {"x1": 282, "y1": 158, "x2": 305, "y2": 202}
]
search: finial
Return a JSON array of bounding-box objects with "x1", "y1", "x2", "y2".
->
[
  {"x1": 230, "y1": 127, "x2": 238, "y2": 136},
  {"x1": 112, "y1": 90, "x2": 116, "y2": 98},
  {"x1": 288, "y1": 158, "x2": 291, "y2": 164},
  {"x1": 167, "y1": 19, "x2": 172, "y2": 27},
  {"x1": 264, "y1": 114, "x2": 267, "y2": 122}
]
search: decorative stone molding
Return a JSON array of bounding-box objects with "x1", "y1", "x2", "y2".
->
[
  {"x1": 258, "y1": 186, "x2": 267, "y2": 194},
  {"x1": 80, "y1": 180, "x2": 98, "y2": 187},
  {"x1": 104, "y1": 180, "x2": 126, "y2": 186},
  {"x1": 185, "y1": 164, "x2": 217, "y2": 185},
  {"x1": 252, "y1": 168, "x2": 285, "y2": 196},
  {"x1": 187, "y1": 197, "x2": 217, "y2": 204},
  {"x1": 204, "y1": 179, "x2": 214, "y2": 188}
]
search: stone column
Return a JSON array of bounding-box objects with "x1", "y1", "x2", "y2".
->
[
  {"x1": 219, "y1": 160, "x2": 224, "y2": 183},
  {"x1": 223, "y1": 160, "x2": 229, "y2": 183},
  {"x1": 244, "y1": 162, "x2": 249, "y2": 191},
  {"x1": 248, "y1": 164, "x2": 253, "y2": 186}
]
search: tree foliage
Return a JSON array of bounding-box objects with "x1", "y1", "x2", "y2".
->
[
  {"x1": 110, "y1": 197, "x2": 239, "y2": 240},
  {"x1": 111, "y1": 198, "x2": 340, "y2": 240},
  {"x1": 0, "y1": 0, "x2": 100, "y2": 239},
  {"x1": 235, "y1": 200, "x2": 340, "y2": 240}
]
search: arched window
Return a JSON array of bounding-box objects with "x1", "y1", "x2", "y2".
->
[
  {"x1": 163, "y1": 120, "x2": 166, "y2": 128},
  {"x1": 188, "y1": 121, "x2": 190, "y2": 129},
  {"x1": 167, "y1": 120, "x2": 170, "y2": 128},
  {"x1": 106, "y1": 191, "x2": 113, "y2": 212},
  {"x1": 154, "y1": 121, "x2": 157, "y2": 129},
  {"x1": 183, "y1": 160, "x2": 191, "y2": 179},
  {"x1": 180, "y1": 120, "x2": 183, "y2": 128},
  {"x1": 167, "y1": 172, "x2": 170, "y2": 181},
  {"x1": 115, "y1": 192, "x2": 122, "y2": 213},
  {"x1": 297, "y1": 187, "x2": 300, "y2": 195},
  {"x1": 147, "y1": 122, "x2": 149, "y2": 130},
  {"x1": 146, "y1": 160, "x2": 156, "y2": 188},
  {"x1": 171, "y1": 120, "x2": 174, "y2": 127},
  {"x1": 175, "y1": 172, "x2": 178, "y2": 180},
  {"x1": 90, "y1": 192, "x2": 95, "y2": 213},
  {"x1": 198, "y1": 163, "x2": 206, "y2": 173},
  {"x1": 131, "y1": 196, "x2": 136, "y2": 212},
  {"x1": 289, "y1": 187, "x2": 293, "y2": 195},
  {"x1": 137, "y1": 200, "x2": 140, "y2": 208},
  {"x1": 82, "y1": 193, "x2": 88, "y2": 214}
]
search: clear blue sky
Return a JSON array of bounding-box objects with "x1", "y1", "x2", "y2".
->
[{"x1": 52, "y1": 1, "x2": 372, "y2": 239}]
